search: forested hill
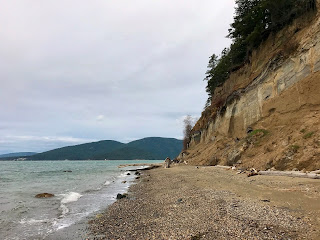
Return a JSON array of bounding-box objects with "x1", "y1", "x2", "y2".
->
[
  {"x1": 29, "y1": 137, "x2": 182, "y2": 160},
  {"x1": 0, "y1": 152, "x2": 37, "y2": 158}
]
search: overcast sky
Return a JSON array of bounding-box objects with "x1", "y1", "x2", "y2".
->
[{"x1": 0, "y1": 0, "x2": 235, "y2": 154}]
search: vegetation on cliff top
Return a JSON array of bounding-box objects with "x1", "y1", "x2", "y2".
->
[{"x1": 204, "y1": 0, "x2": 317, "y2": 103}]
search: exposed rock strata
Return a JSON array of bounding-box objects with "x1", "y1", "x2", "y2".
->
[{"x1": 183, "y1": 6, "x2": 320, "y2": 171}]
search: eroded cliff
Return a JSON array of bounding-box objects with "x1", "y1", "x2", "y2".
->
[{"x1": 181, "y1": 3, "x2": 320, "y2": 171}]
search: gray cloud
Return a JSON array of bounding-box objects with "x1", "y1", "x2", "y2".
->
[{"x1": 0, "y1": 0, "x2": 235, "y2": 154}]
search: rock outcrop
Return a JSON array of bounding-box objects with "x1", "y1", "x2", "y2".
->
[
  {"x1": 182, "y1": 3, "x2": 320, "y2": 171},
  {"x1": 35, "y1": 193, "x2": 54, "y2": 198}
]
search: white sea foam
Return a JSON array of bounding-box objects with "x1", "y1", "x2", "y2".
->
[
  {"x1": 61, "y1": 192, "x2": 82, "y2": 204},
  {"x1": 56, "y1": 222, "x2": 71, "y2": 230},
  {"x1": 104, "y1": 180, "x2": 111, "y2": 185},
  {"x1": 58, "y1": 192, "x2": 82, "y2": 217},
  {"x1": 118, "y1": 172, "x2": 129, "y2": 178},
  {"x1": 60, "y1": 204, "x2": 69, "y2": 215},
  {"x1": 20, "y1": 218, "x2": 48, "y2": 225}
]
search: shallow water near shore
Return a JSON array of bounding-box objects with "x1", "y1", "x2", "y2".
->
[{"x1": 0, "y1": 160, "x2": 162, "y2": 240}]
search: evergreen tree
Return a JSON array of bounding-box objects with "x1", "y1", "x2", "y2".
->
[{"x1": 204, "y1": 0, "x2": 316, "y2": 101}]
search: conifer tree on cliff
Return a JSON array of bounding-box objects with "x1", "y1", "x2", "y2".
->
[{"x1": 204, "y1": 0, "x2": 316, "y2": 102}]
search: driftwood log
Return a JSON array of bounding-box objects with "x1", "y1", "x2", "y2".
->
[
  {"x1": 259, "y1": 171, "x2": 320, "y2": 179},
  {"x1": 215, "y1": 165, "x2": 232, "y2": 170}
]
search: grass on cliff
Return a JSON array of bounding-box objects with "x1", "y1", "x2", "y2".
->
[
  {"x1": 303, "y1": 131, "x2": 315, "y2": 139},
  {"x1": 289, "y1": 145, "x2": 300, "y2": 153},
  {"x1": 249, "y1": 129, "x2": 270, "y2": 137},
  {"x1": 246, "y1": 129, "x2": 270, "y2": 147}
]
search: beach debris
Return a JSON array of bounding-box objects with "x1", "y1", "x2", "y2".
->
[
  {"x1": 163, "y1": 157, "x2": 171, "y2": 168},
  {"x1": 231, "y1": 166, "x2": 237, "y2": 171},
  {"x1": 35, "y1": 193, "x2": 54, "y2": 198},
  {"x1": 116, "y1": 193, "x2": 127, "y2": 200},
  {"x1": 215, "y1": 165, "x2": 232, "y2": 170},
  {"x1": 259, "y1": 170, "x2": 320, "y2": 179},
  {"x1": 177, "y1": 198, "x2": 183, "y2": 203},
  {"x1": 63, "y1": 170, "x2": 72, "y2": 172},
  {"x1": 247, "y1": 168, "x2": 258, "y2": 177},
  {"x1": 135, "y1": 176, "x2": 140, "y2": 180},
  {"x1": 261, "y1": 199, "x2": 271, "y2": 202},
  {"x1": 237, "y1": 169, "x2": 246, "y2": 174}
]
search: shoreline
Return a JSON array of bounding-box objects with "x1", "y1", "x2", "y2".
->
[
  {"x1": 88, "y1": 165, "x2": 320, "y2": 240},
  {"x1": 44, "y1": 164, "x2": 159, "y2": 240}
]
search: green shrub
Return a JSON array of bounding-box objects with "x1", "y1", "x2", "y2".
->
[
  {"x1": 303, "y1": 131, "x2": 315, "y2": 139},
  {"x1": 290, "y1": 145, "x2": 300, "y2": 153},
  {"x1": 249, "y1": 129, "x2": 270, "y2": 137},
  {"x1": 300, "y1": 128, "x2": 307, "y2": 133}
]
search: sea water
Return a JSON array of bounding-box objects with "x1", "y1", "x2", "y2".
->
[{"x1": 0, "y1": 160, "x2": 162, "y2": 240}]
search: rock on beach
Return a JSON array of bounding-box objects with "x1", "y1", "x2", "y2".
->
[{"x1": 35, "y1": 193, "x2": 54, "y2": 198}]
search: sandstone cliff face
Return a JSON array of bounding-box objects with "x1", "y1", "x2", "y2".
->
[{"x1": 182, "y1": 5, "x2": 320, "y2": 171}]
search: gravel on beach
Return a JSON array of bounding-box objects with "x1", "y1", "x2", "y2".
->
[{"x1": 89, "y1": 165, "x2": 320, "y2": 240}]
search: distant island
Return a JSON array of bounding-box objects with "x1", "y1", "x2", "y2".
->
[
  {"x1": 0, "y1": 137, "x2": 182, "y2": 161},
  {"x1": 0, "y1": 152, "x2": 37, "y2": 158}
]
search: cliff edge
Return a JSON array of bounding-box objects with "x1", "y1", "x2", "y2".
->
[{"x1": 180, "y1": 1, "x2": 320, "y2": 171}]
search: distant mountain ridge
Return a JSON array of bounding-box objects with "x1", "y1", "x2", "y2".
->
[
  {"x1": 29, "y1": 137, "x2": 182, "y2": 160},
  {"x1": 0, "y1": 152, "x2": 37, "y2": 158}
]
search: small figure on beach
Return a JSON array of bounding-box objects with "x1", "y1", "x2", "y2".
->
[{"x1": 163, "y1": 157, "x2": 171, "y2": 168}]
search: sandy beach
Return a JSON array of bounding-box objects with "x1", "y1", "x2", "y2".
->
[{"x1": 88, "y1": 165, "x2": 320, "y2": 240}]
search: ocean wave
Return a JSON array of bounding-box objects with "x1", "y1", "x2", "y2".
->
[
  {"x1": 60, "y1": 204, "x2": 69, "y2": 215},
  {"x1": 0, "y1": 177, "x2": 13, "y2": 182},
  {"x1": 60, "y1": 192, "x2": 82, "y2": 204},
  {"x1": 59, "y1": 192, "x2": 83, "y2": 216},
  {"x1": 118, "y1": 172, "x2": 130, "y2": 178},
  {"x1": 20, "y1": 218, "x2": 48, "y2": 225},
  {"x1": 104, "y1": 180, "x2": 111, "y2": 186}
]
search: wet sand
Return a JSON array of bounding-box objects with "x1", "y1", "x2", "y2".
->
[{"x1": 88, "y1": 165, "x2": 320, "y2": 240}]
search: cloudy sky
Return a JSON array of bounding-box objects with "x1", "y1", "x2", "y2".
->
[{"x1": 0, "y1": 0, "x2": 235, "y2": 154}]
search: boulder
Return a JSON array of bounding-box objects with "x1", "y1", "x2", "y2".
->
[
  {"x1": 163, "y1": 157, "x2": 171, "y2": 168},
  {"x1": 35, "y1": 193, "x2": 54, "y2": 198},
  {"x1": 116, "y1": 193, "x2": 127, "y2": 199},
  {"x1": 227, "y1": 150, "x2": 241, "y2": 165}
]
